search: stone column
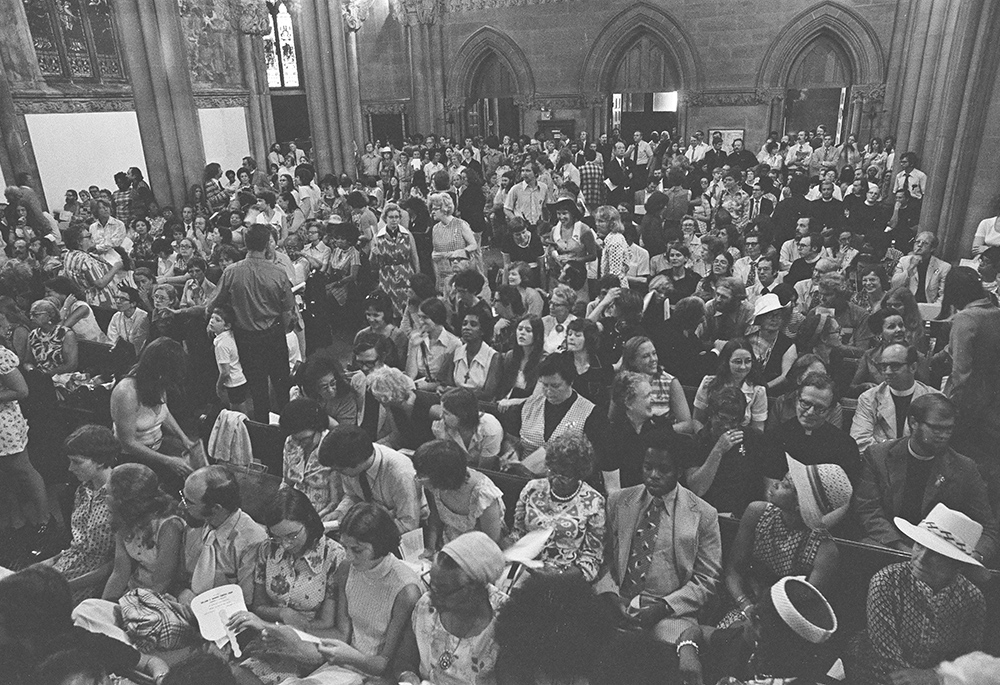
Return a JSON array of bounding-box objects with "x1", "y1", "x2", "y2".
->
[
  {"x1": 407, "y1": 21, "x2": 430, "y2": 135},
  {"x1": 297, "y1": 0, "x2": 361, "y2": 176},
  {"x1": 427, "y1": 21, "x2": 446, "y2": 135},
  {"x1": 343, "y1": 0, "x2": 374, "y2": 150},
  {"x1": 113, "y1": 0, "x2": 205, "y2": 210},
  {"x1": 239, "y1": 35, "x2": 275, "y2": 166},
  {"x1": 883, "y1": 0, "x2": 998, "y2": 256}
]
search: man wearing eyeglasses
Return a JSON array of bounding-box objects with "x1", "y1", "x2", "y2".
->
[
  {"x1": 850, "y1": 344, "x2": 941, "y2": 452},
  {"x1": 853, "y1": 394, "x2": 997, "y2": 565},
  {"x1": 177, "y1": 465, "x2": 267, "y2": 607},
  {"x1": 763, "y1": 371, "x2": 861, "y2": 493}
]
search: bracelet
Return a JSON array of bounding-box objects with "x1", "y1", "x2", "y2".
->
[{"x1": 676, "y1": 640, "x2": 699, "y2": 657}]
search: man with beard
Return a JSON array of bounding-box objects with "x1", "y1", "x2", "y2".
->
[
  {"x1": 177, "y1": 465, "x2": 267, "y2": 607},
  {"x1": 700, "y1": 277, "x2": 754, "y2": 347}
]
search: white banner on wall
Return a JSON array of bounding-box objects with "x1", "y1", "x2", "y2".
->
[
  {"x1": 24, "y1": 111, "x2": 147, "y2": 210},
  {"x1": 199, "y1": 107, "x2": 250, "y2": 177}
]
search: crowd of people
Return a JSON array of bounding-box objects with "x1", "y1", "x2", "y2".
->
[{"x1": 0, "y1": 123, "x2": 999, "y2": 685}]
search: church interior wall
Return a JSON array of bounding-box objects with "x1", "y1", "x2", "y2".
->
[{"x1": 198, "y1": 106, "x2": 252, "y2": 175}]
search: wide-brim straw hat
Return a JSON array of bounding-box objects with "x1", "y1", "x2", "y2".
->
[
  {"x1": 548, "y1": 190, "x2": 583, "y2": 221},
  {"x1": 894, "y1": 503, "x2": 984, "y2": 567},
  {"x1": 771, "y1": 576, "x2": 838, "y2": 644},
  {"x1": 753, "y1": 293, "x2": 784, "y2": 319}
]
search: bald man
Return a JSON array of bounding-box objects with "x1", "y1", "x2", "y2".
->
[{"x1": 177, "y1": 465, "x2": 267, "y2": 606}]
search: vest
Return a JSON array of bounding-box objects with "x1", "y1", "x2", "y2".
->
[{"x1": 519, "y1": 392, "x2": 595, "y2": 456}]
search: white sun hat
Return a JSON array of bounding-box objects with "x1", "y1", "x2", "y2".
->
[
  {"x1": 753, "y1": 293, "x2": 784, "y2": 319},
  {"x1": 894, "y1": 503, "x2": 984, "y2": 567},
  {"x1": 770, "y1": 576, "x2": 838, "y2": 644}
]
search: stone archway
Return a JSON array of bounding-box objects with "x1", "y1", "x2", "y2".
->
[
  {"x1": 579, "y1": 2, "x2": 702, "y2": 135},
  {"x1": 445, "y1": 27, "x2": 535, "y2": 140},
  {"x1": 757, "y1": 1, "x2": 887, "y2": 138}
]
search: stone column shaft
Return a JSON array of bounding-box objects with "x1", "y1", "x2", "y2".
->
[{"x1": 240, "y1": 35, "x2": 275, "y2": 166}]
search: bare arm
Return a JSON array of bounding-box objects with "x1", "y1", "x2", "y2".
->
[
  {"x1": 147, "y1": 517, "x2": 185, "y2": 594},
  {"x1": 723, "y1": 501, "x2": 767, "y2": 612},
  {"x1": 111, "y1": 380, "x2": 193, "y2": 477},
  {"x1": 101, "y1": 535, "x2": 132, "y2": 601}
]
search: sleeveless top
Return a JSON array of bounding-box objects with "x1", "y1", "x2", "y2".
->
[
  {"x1": 345, "y1": 554, "x2": 421, "y2": 656},
  {"x1": 432, "y1": 469, "x2": 505, "y2": 543},
  {"x1": 124, "y1": 514, "x2": 185, "y2": 591},
  {"x1": 133, "y1": 396, "x2": 169, "y2": 449},
  {"x1": 519, "y1": 392, "x2": 595, "y2": 456},
  {"x1": 751, "y1": 503, "x2": 826, "y2": 583}
]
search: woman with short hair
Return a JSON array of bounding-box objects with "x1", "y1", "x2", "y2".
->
[
  {"x1": 431, "y1": 387, "x2": 503, "y2": 468},
  {"x1": 370, "y1": 202, "x2": 420, "y2": 321},
  {"x1": 542, "y1": 284, "x2": 578, "y2": 354},
  {"x1": 280, "y1": 398, "x2": 335, "y2": 519},
  {"x1": 511, "y1": 433, "x2": 605, "y2": 581},
  {"x1": 414, "y1": 440, "x2": 504, "y2": 549},
  {"x1": 26, "y1": 298, "x2": 78, "y2": 376},
  {"x1": 430, "y1": 191, "x2": 479, "y2": 296},
  {"x1": 292, "y1": 353, "x2": 358, "y2": 426}
]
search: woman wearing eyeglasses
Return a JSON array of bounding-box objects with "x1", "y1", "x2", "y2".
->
[{"x1": 228, "y1": 488, "x2": 345, "y2": 685}]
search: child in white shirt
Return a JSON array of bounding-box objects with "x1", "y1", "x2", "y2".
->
[{"x1": 207, "y1": 304, "x2": 251, "y2": 415}]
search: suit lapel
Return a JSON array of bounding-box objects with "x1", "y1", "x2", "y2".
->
[
  {"x1": 617, "y1": 487, "x2": 645, "y2": 579},
  {"x1": 922, "y1": 450, "x2": 953, "y2": 512},
  {"x1": 875, "y1": 386, "x2": 896, "y2": 436}
]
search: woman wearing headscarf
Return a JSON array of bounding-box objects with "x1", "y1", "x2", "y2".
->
[{"x1": 400, "y1": 532, "x2": 507, "y2": 685}]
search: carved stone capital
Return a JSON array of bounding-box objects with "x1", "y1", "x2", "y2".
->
[
  {"x1": 581, "y1": 92, "x2": 606, "y2": 108},
  {"x1": 194, "y1": 93, "x2": 251, "y2": 108},
  {"x1": 443, "y1": 97, "x2": 466, "y2": 113},
  {"x1": 531, "y1": 95, "x2": 581, "y2": 111},
  {"x1": 512, "y1": 94, "x2": 534, "y2": 109},
  {"x1": 389, "y1": 0, "x2": 440, "y2": 24},
  {"x1": 342, "y1": 0, "x2": 376, "y2": 31}
]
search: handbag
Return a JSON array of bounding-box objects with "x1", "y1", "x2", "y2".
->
[{"x1": 118, "y1": 587, "x2": 195, "y2": 651}]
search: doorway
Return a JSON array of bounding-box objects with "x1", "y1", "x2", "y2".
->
[{"x1": 465, "y1": 52, "x2": 520, "y2": 140}]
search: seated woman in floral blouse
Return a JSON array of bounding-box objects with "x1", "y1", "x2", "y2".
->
[
  {"x1": 511, "y1": 433, "x2": 605, "y2": 582},
  {"x1": 229, "y1": 488, "x2": 345, "y2": 685},
  {"x1": 280, "y1": 398, "x2": 335, "y2": 520}
]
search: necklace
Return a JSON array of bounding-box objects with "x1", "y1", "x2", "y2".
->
[
  {"x1": 550, "y1": 481, "x2": 582, "y2": 502},
  {"x1": 438, "y1": 634, "x2": 464, "y2": 670}
]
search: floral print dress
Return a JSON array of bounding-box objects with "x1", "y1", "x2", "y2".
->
[
  {"x1": 370, "y1": 227, "x2": 416, "y2": 320},
  {"x1": 241, "y1": 536, "x2": 346, "y2": 684}
]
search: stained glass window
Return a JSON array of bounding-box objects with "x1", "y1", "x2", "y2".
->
[
  {"x1": 264, "y1": 1, "x2": 301, "y2": 89},
  {"x1": 21, "y1": 0, "x2": 124, "y2": 82}
]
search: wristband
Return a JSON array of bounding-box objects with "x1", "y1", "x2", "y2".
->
[{"x1": 676, "y1": 640, "x2": 699, "y2": 657}]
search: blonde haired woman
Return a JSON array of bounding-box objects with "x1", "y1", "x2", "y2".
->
[
  {"x1": 429, "y1": 192, "x2": 479, "y2": 296},
  {"x1": 594, "y1": 205, "x2": 629, "y2": 287}
]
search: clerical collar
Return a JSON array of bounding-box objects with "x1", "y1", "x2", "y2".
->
[
  {"x1": 888, "y1": 384, "x2": 916, "y2": 397},
  {"x1": 907, "y1": 442, "x2": 935, "y2": 462}
]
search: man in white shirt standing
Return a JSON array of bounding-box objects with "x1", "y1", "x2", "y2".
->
[
  {"x1": 784, "y1": 131, "x2": 813, "y2": 174},
  {"x1": 685, "y1": 131, "x2": 710, "y2": 164},
  {"x1": 892, "y1": 152, "x2": 927, "y2": 214},
  {"x1": 626, "y1": 130, "x2": 654, "y2": 191},
  {"x1": 779, "y1": 217, "x2": 813, "y2": 271}
]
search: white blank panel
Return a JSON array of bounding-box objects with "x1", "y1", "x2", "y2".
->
[
  {"x1": 199, "y1": 107, "x2": 250, "y2": 175},
  {"x1": 24, "y1": 111, "x2": 146, "y2": 208}
]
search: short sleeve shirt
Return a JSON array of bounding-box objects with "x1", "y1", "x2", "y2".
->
[{"x1": 213, "y1": 330, "x2": 246, "y2": 387}]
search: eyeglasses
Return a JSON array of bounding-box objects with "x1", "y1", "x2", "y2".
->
[
  {"x1": 797, "y1": 398, "x2": 831, "y2": 415},
  {"x1": 268, "y1": 525, "x2": 306, "y2": 543},
  {"x1": 875, "y1": 361, "x2": 909, "y2": 372}
]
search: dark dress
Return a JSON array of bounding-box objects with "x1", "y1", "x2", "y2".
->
[{"x1": 653, "y1": 319, "x2": 717, "y2": 388}]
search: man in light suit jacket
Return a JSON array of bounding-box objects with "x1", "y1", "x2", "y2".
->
[
  {"x1": 850, "y1": 343, "x2": 940, "y2": 452},
  {"x1": 852, "y1": 394, "x2": 997, "y2": 564},
  {"x1": 595, "y1": 432, "x2": 722, "y2": 643},
  {"x1": 891, "y1": 231, "x2": 951, "y2": 303}
]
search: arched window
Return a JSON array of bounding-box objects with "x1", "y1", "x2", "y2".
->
[
  {"x1": 466, "y1": 52, "x2": 520, "y2": 140},
  {"x1": 263, "y1": 1, "x2": 301, "y2": 89},
  {"x1": 22, "y1": 0, "x2": 125, "y2": 82},
  {"x1": 608, "y1": 33, "x2": 678, "y2": 140},
  {"x1": 784, "y1": 34, "x2": 853, "y2": 140}
]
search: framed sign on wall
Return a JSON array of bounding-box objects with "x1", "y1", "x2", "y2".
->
[{"x1": 709, "y1": 128, "x2": 745, "y2": 150}]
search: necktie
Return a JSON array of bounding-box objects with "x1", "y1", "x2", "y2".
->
[
  {"x1": 903, "y1": 171, "x2": 911, "y2": 195},
  {"x1": 361, "y1": 389, "x2": 379, "y2": 440},
  {"x1": 190, "y1": 528, "x2": 218, "y2": 595},
  {"x1": 621, "y1": 498, "x2": 665, "y2": 600},
  {"x1": 359, "y1": 471, "x2": 374, "y2": 502},
  {"x1": 750, "y1": 199, "x2": 758, "y2": 219},
  {"x1": 746, "y1": 259, "x2": 757, "y2": 286}
]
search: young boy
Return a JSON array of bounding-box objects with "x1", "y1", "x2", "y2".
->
[{"x1": 207, "y1": 304, "x2": 251, "y2": 415}]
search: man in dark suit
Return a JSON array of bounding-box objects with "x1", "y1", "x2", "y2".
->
[
  {"x1": 809, "y1": 179, "x2": 844, "y2": 233},
  {"x1": 745, "y1": 183, "x2": 774, "y2": 222},
  {"x1": 595, "y1": 431, "x2": 722, "y2": 643},
  {"x1": 853, "y1": 394, "x2": 997, "y2": 565},
  {"x1": 770, "y1": 175, "x2": 813, "y2": 247},
  {"x1": 606, "y1": 140, "x2": 632, "y2": 207},
  {"x1": 726, "y1": 138, "x2": 758, "y2": 173},
  {"x1": 702, "y1": 137, "x2": 728, "y2": 176}
]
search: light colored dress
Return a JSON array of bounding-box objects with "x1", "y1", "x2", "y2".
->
[
  {"x1": 512, "y1": 478, "x2": 605, "y2": 582},
  {"x1": 411, "y1": 587, "x2": 504, "y2": 685},
  {"x1": 431, "y1": 217, "x2": 477, "y2": 295},
  {"x1": 28, "y1": 325, "x2": 68, "y2": 375},
  {"x1": 427, "y1": 469, "x2": 505, "y2": 544},
  {"x1": 123, "y1": 514, "x2": 185, "y2": 591},
  {"x1": 431, "y1": 413, "x2": 504, "y2": 468},
  {"x1": 0, "y1": 346, "x2": 29, "y2": 455},
  {"x1": 328, "y1": 246, "x2": 361, "y2": 306},
  {"x1": 346, "y1": 554, "x2": 422, "y2": 656}
]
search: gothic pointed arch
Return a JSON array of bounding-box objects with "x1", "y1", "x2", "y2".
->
[
  {"x1": 756, "y1": 1, "x2": 885, "y2": 89},
  {"x1": 446, "y1": 26, "x2": 535, "y2": 103},
  {"x1": 579, "y1": 3, "x2": 703, "y2": 95}
]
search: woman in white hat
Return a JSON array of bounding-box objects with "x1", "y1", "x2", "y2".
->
[
  {"x1": 677, "y1": 576, "x2": 839, "y2": 685},
  {"x1": 847, "y1": 503, "x2": 987, "y2": 685},
  {"x1": 745, "y1": 293, "x2": 798, "y2": 394},
  {"x1": 719, "y1": 455, "x2": 850, "y2": 629}
]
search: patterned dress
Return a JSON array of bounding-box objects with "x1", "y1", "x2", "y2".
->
[
  {"x1": 28, "y1": 325, "x2": 68, "y2": 375},
  {"x1": 718, "y1": 503, "x2": 827, "y2": 628},
  {"x1": 370, "y1": 227, "x2": 416, "y2": 320},
  {"x1": 848, "y1": 563, "x2": 985, "y2": 685},
  {"x1": 512, "y1": 478, "x2": 605, "y2": 582},
  {"x1": 282, "y1": 430, "x2": 333, "y2": 515},
  {"x1": 0, "y1": 346, "x2": 28, "y2": 456},
  {"x1": 432, "y1": 217, "x2": 478, "y2": 295},
  {"x1": 241, "y1": 536, "x2": 346, "y2": 685},
  {"x1": 411, "y1": 587, "x2": 505, "y2": 685},
  {"x1": 53, "y1": 481, "x2": 114, "y2": 602}
]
